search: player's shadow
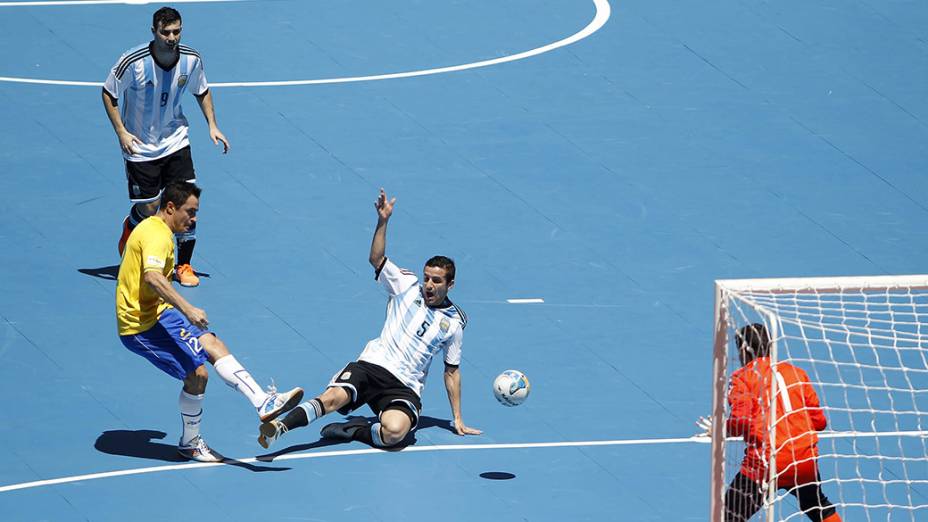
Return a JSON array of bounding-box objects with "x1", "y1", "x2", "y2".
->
[
  {"x1": 78, "y1": 265, "x2": 120, "y2": 280},
  {"x1": 94, "y1": 429, "x2": 289, "y2": 472},
  {"x1": 256, "y1": 415, "x2": 457, "y2": 462}
]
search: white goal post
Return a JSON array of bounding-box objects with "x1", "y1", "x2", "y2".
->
[{"x1": 710, "y1": 275, "x2": 928, "y2": 522}]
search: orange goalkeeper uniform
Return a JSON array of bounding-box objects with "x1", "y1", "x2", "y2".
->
[{"x1": 727, "y1": 357, "x2": 828, "y2": 488}]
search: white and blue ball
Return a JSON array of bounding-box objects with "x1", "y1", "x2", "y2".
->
[{"x1": 493, "y1": 370, "x2": 531, "y2": 407}]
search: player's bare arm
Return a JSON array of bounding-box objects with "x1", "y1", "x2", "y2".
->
[
  {"x1": 444, "y1": 365, "x2": 482, "y2": 436},
  {"x1": 369, "y1": 188, "x2": 396, "y2": 268},
  {"x1": 142, "y1": 270, "x2": 208, "y2": 329},
  {"x1": 194, "y1": 90, "x2": 229, "y2": 154},
  {"x1": 101, "y1": 90, "x2": 142, "y2": 155}
]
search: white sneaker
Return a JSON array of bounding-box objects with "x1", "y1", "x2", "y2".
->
[
  {"x1": 258, "y1": 419, "x2": 287, "y2": 449},
  {"x1": 258, "y1": 386, "x2": 304, "y2": 423},
  {"x1": 178, "y1": 436, "x2": 222, "y2": 463}
]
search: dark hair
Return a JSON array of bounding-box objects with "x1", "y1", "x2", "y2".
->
[
  {"x1": 425, "y1": 255, "x2": 455, "y2": 283},
  {"x1": 152, "y1": 7, "x2": 182, "y2": 30},
  {"x1": 160, "y1": 181, "x2": 201, "y2": 210},
  {"x1": 735, "y1": 323, "x2": 770, "y2": 361}
]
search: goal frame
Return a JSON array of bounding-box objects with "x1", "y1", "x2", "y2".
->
[{"x1": 709, "y1": 274, "x2": 928, "y2": 522}]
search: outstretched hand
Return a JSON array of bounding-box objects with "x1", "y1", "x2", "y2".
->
[
  {"x1": 695, "y1": 416, "x2": 713, "y2": 437},
  {"x1": 375, "y1": 188, "x2": 396, "y2": 221},
  {"x1": 453, "y1": 419, "x2": 482, "y2": 436}
]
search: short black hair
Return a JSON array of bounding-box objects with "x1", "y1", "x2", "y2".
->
[
  {"x1": 160, "y1": 181, "x2": 200, "y2": 210},
  {"x1": 735, "y1": 323, "x2": 770, "y2": 362},
  {"x1": 152, "y1": 6, "x2": 182, "y2": 30},
  {"x1": 425, "y1": 255, "x2": 455, "y2": 283}
]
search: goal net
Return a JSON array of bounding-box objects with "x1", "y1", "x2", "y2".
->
[{"x1": 709, "y1": 275, "x2": 928, "y2": 522}]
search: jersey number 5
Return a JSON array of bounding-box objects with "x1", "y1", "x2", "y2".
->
[{"x1": 416, "y1": 320, "x2": 431, "y2": 338}]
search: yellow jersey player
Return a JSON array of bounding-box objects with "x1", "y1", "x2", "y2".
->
[{"x1": 116, "y1": 181, "x2": 302, "y2": 461}]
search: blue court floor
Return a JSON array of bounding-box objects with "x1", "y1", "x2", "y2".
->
[{"x1": 1, "y1": 1, "x2": 927, "y2": 520}]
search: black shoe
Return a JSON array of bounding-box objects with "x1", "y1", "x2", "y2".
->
[{"x1": 320, "y1": 417, "x2": 370, "y2": 441}]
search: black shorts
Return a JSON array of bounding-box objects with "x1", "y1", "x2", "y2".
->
[
  {"x1": 724, "y1": 471, "x2": 836, "y2": 522},
  {"x1": 125, "y1": 146, "x2": 196, "y2": 202},
  {"x1": 328, "y1": 361, "x2": 422, "y2": 429}
]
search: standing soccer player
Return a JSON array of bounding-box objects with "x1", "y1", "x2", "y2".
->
[
  {"x1": 257, "y1": 188, "x2": 482, "y2": 450},
  {"x1": 719, "y1": 323, "x2": 843, "y2": 522},
  {"x1": 103, "y1": 6, "x2": 229, "y2": 287},
  {"x1": 116, "y1": 182, "x2": 302, "y2": 462}
]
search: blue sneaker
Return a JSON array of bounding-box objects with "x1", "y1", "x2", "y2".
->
[{"x1": 258, "y1": 387, "x2": 304, "y2": 423}]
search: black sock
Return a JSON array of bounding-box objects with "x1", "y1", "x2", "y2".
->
[
  {"x1": 280, "y1": 406, "x2": 308, "y2": 431},
  {"x1": 177, "y1": 239, "x2": 195, "y2": 266},
  {"x1": 129, "y1": 205, "x2": 147, "y2": 228}
]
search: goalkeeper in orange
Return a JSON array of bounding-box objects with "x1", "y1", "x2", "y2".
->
[{"x1": 719, "y1": 323, "x2": 842, "y2": 522}]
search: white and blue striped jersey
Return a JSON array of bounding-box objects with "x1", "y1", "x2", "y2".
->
[
  {"x1": 358, "y1": 259, "x2": 467, "y2": 397},
  {"x1": 103, "y1": 42, "x2": 208, "y2": 162}
]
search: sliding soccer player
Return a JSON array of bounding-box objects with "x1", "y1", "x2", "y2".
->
[{"x1": 258, "y1": 188, "x2": 481, "y2": 450}]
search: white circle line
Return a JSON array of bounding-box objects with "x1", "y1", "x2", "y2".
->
[{"x1": 0, "y1": 0, "x2": 611, "y2": 88}]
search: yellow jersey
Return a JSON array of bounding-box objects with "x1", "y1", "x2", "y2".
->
[{"x1": 116, "y1": 216, "x2": 175, "y2": 335}]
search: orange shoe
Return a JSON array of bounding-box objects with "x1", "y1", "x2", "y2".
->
[
  {"x1": 175, "y1": 264, "x2": 200, "y2": 287},
  {"x1": 117, "y1": 217, "x2": 131, "y2": 256}
]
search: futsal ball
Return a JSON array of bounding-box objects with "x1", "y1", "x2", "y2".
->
[{"x1": 493, "y1": 370, "x2": 531, "y2": 407}]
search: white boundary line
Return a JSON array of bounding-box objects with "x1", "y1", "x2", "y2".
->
[
  {"x1": 0, "y1": 436, "x2": 704, "y2": 494},
  {"x1": 3, "y1": 430, "x2": 925, "y2": 494},
  {"x1": 0, "y1": 0, "x2": 240, "y2": 7},
  {"x1": 0, "y1": 0, "x2": 612, "y2": 88},
  {"x1": 507, "y1": 298, "x2": 545, "y2": 304}
]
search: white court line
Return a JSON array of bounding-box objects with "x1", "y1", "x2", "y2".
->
[
  {"x1": 0, "y1": 436, "x2": 705, "y2": 494},
  {"x1": 0, "y1": 0, "x2": 612, "y2": 87},
  {"x1": 3, "y1": 430, "x2": 926, "y2": 494},
  {"x1": 507, "y1": 298, "x2": 545, "y2": 304},
  {"x1": 0, "y1": 0, "x2": 239, "y2": 7}
]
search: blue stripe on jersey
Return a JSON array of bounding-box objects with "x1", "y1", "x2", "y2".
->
[
  {"x1": 140, "y1": 58, "x2": 155, "y2": 139},
  {"x1": 174, "y1": 55, "x2": 188, "y2": 127},
  {"x1": 159, "y1": 66, "x2": 172, "y2": 138},
  {"x1": 424, "y1": 318, "x2": 446, "y2": 356},
  {"x1": 394, "y1": 290, "x2": 423, "y2": 348}
]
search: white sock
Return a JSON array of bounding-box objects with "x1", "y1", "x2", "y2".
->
[
  {"x1": 370, "y1": 422, "x2": 385, "y2": 447},
  {"x1": 213, "y1": 355, "x2": 268, "y2": 409},
  {"x1": 179, "y1": 390, "x2": 204, "y2": 446}
]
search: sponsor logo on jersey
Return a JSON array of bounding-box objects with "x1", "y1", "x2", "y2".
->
[
  {"x1": 340, "y1": 372, "x2": 352, "y2": 380},
  {"x1": 178, "y1": 74, "x2": 188, "y2": 87},
  {"x1": 415, "y1": 299, "x2": 423, "y2": 307},
  {"x1": 440, "y1": 318, "x2": 450, "y2": 332},
  {"x1": 146, "y1": 255, "x2": 166, "y2": 268}
]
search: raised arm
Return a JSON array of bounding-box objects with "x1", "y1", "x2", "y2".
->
[{"x1": 369, "y1": 188, "x2": 395, "y2": 269}]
